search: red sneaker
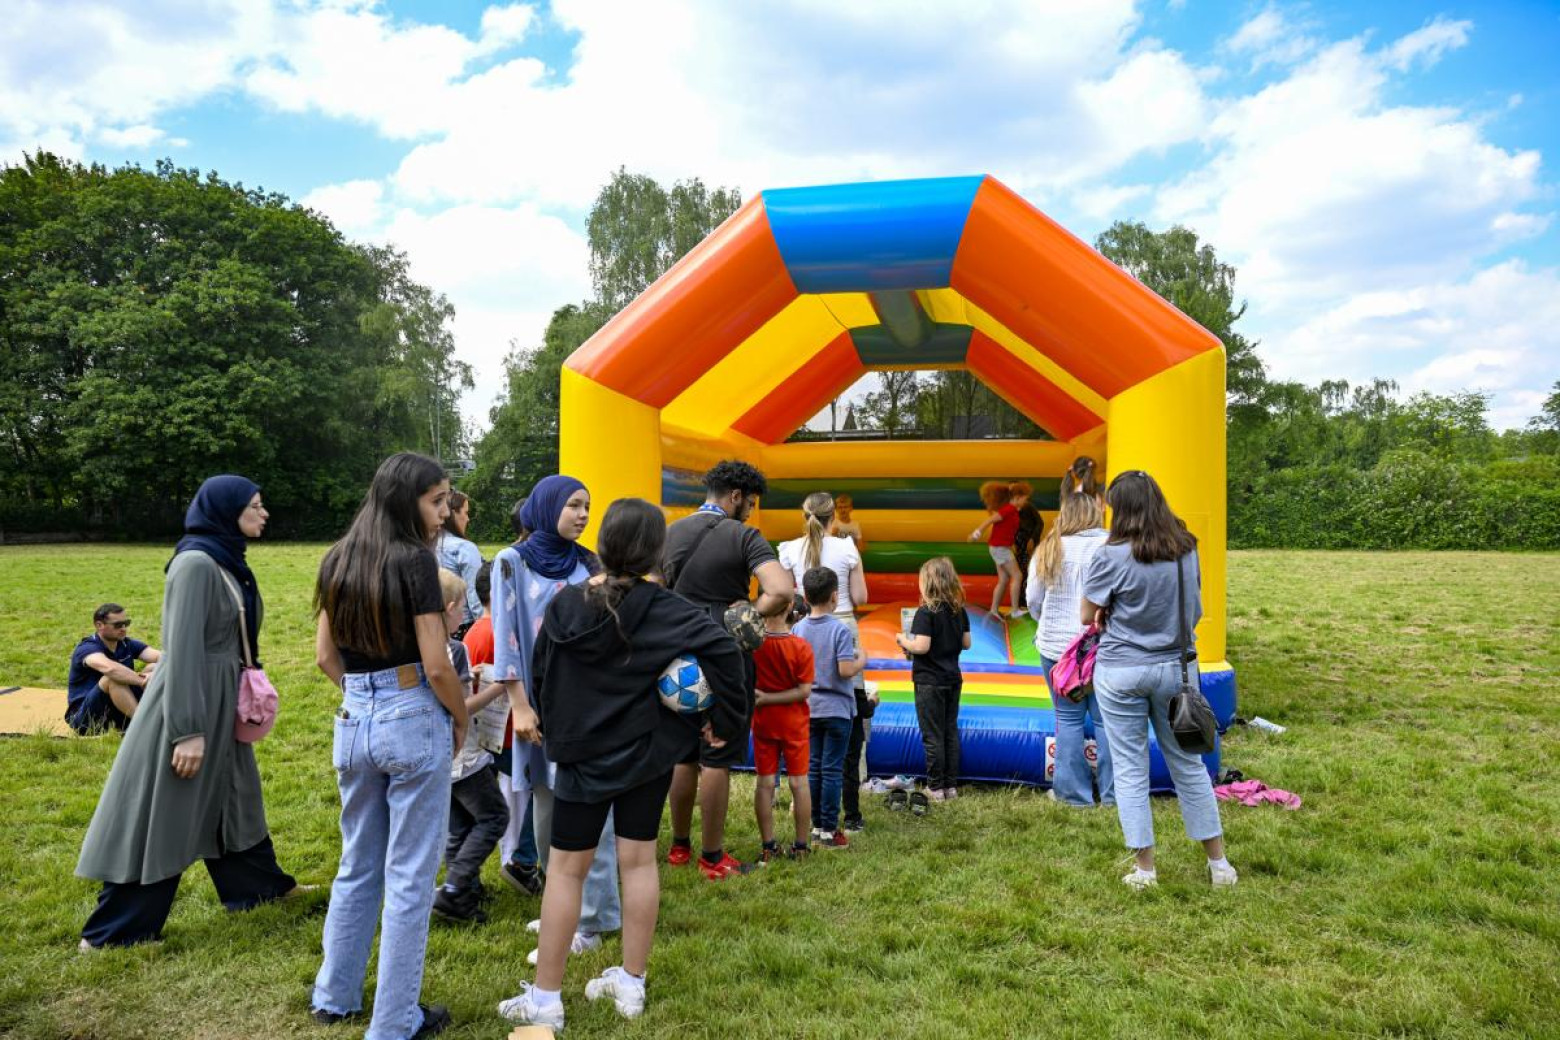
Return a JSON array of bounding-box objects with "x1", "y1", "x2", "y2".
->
[
  {"x1": 817, "y1": 830, "x2": 849, "y2": 850},
  {"x1": 666, "y1": 843, "x2": 692, "y2": 867},
  {"x1": 697, "y1": 851, "x2": 753, "y2": 880}
]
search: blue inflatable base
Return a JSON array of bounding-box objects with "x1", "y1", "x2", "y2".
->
[{"x1": 735, "y1": 669, "x2": 1236, "y2": 794}]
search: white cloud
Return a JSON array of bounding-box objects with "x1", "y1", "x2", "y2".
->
[
  {"x1": 97, "y1": 123, "x2": 165, "y2": 148},
  {"x1": 1382, "y1": 16, "x2": 1472, "y2": 71},
  {"x1": 1254, "y1": 261, "x2": 1560, "y2": 429},
  {"x1": 1225, "y1": 6, "x2": 1317, "y2": 69},
  {"x1": 477, "y1": 3, "x2": 535, "y2": 50}
]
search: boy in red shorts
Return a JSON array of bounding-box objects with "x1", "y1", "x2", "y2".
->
[{"x1": 752, "y1": 597, "x2": 814, "y2": 862}]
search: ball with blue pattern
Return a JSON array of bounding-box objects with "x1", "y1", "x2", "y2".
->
[{"x1": 657, "y1": 655, "x2": 713, "y2": 714}]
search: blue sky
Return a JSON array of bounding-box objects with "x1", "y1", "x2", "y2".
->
[{"x1": 3, "y1": 0, "x2": 1556, "y2": 430}]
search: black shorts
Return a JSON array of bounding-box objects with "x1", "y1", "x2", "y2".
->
[
  {"x1": 680, "y1": 652, "x2": 755, "y2": 769},
  {"x1": 551, "y1": 770, "x2": 676, "y2": 852}
]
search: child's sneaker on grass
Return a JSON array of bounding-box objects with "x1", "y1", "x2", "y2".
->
[
  {"x1": 500, "y1": 861, "x2": 544, "y2": 895},
  {"x1": 431, "y1": 886, "x2": 487, "y2": 924},
  {"x1": 757, "y1": 841, "x2": 783, "y2": 865},
  {"x1": 698, "y1": 850, "x2": 753, "y2": 880},
  {"x1": 526, "y1": 930, "x2": 602, "y2": 965},
  {"x1": 816, "y1": 829, "x2": 849, "y2": 850},
  {"x1": 789, "y1": 840, "x2": 811, "y2": 859},
  {"x1": 497, "y1": 984, "x2": 565, "y2": 1030},
  {"x1": 842, "y1": 815, "x2": 865, "y2": 832},
  {"x1": 1209, "y1": 861, "x2": 1239, "y2": 888},
  {"x1": 666, "y1": 840, "x2": 692, "y2": 866},
  {"x1": 584, "y1": 966, "x2": 646, "y2": 1019}
]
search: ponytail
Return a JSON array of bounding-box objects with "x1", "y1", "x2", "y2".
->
[{"x1": 800, "y1": 491, "x2": 835, "y2": 571}]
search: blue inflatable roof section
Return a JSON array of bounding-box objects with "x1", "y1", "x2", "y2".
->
[{"x1": 762, "y1": 175, "x2": 985, "y2": 293}]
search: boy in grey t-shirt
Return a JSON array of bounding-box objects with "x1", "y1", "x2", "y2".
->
[{"x1": 1081, "y1": 544, "x2": 1202, "y2": 665}]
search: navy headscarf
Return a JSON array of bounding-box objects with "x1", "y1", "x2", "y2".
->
[
  {"x1": 518, "y1": 475, "x2": 591, "y2": 580},
  {"x1": 170, "y1": 475, "x2": 262, "y2": 663}
]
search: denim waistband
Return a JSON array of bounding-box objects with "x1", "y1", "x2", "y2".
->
[{"x1": 343, "y1": 663, "x2": 427, "y2": 694}]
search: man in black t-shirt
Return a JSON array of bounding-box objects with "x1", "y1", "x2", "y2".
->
[{"x1": 663, "y1": 460, "x2": 794, "y2": 880}]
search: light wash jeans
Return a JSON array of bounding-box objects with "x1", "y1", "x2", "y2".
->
[
  {"x1": 313, "y1": 668, "x2": 453, "y2": 1040},
  {"x1": 1041, "y1": 655, "x2": 1115, "y2": 807},
  {"x1": 1094, "y1": 660, "x2": 1221, "y2": 851},
  {"x1": 530, "y1": 783, "x2": 622, "y2": 934}
]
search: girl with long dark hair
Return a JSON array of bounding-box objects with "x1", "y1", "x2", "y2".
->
[
  {"x1": 435, "y1": 489, "x2": 484, "y2": 634},
  {"x1": 1080, "y1": 470, "x2": 1234, "y2": 890},
  {"x1": 310, "y1": 452, "x2": 469, "y2": 1040},
  {"x1": 499, "y1": 498, "x2": 747, "y2": 1031},
  {"x1": 77, "y1": 476, "x2": 304, "y2": 948}
]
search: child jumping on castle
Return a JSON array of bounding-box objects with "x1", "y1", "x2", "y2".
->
[
  {"x1": 436, "y1": 568, "x2": 511, "y2": 923},
  {"x1": 752, "y1": 596, "x2": 815, "y2": 862},
  {"x1": 969, "y1": 480, "x2": 1021, "y2": 620},
  {"x1": 895, "y1": 557, "x2": 971, "y2": 802}
]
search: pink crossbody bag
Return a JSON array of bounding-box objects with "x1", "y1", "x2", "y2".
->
[
  {"x1": 1048, "y1": 623, "x2": 1102, "y2": 704},
  {"x1": 219, "y1": 570, "x2": 279, "y2": 743}
]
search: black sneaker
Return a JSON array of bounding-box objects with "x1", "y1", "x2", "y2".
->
[
  {"x1": 432, "y1": 887, "x2": 487, "y2": 924},
  {"x1": 309, "y1": 1007, "x2": 362, "y2": 1026},
  {"x1": 409, "y1": 1003, "x2": 451, "y2": 1040},
  {"x1": 500, "y1": 861, "x2": 544, "y2": 896},
  {"x1": 842, "y1": 815, "x2": 865, "y2": 833}
]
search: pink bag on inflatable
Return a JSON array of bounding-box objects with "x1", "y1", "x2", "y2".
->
[
  {"x1": 220, "y1": 571, "x2": 279, "y2": 743},
  {"x1": 1048, "y1": 623, "x2": 1102, "y2": 704}
]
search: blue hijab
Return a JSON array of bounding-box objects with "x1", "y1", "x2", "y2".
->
[
  {"x1": 519, "y1": 475, "x2": 590, "y2": 580},
  {"x1": 170, "y1": 475, "x2": 262, "y2": 662}
]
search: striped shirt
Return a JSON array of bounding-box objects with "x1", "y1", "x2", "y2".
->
[{"x1": 1026, "y1": 528, "x2": 1108, "y2": 659}]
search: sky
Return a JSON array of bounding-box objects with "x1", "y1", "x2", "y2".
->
[{"x1": 3, "y1": 0, "x2": 1557, "y2": 433}]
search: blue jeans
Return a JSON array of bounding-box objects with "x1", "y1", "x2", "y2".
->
[
  {"x1": 1041, "y1": 655, "x2": 1115, "y2": 807},
  {"x1": 313, "y1": 668, "x2": 453, "y2": 1040},
  {"x1": 808, "y1": 717, "x2": 852, "y2": 832},
  {"x1": 1094, "y1": 660, "x2": 1221, "y2": 851}
]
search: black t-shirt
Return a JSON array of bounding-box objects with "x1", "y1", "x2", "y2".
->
[
  {"x1": 664, "y1": 512, "x2": 777, "y2": 617},
  {"x1": 337, "y1": 547, "x2": 445, "y2": 673},
  {"x1": 911, "y1": 604, "x2": 969, "y2": 686}
]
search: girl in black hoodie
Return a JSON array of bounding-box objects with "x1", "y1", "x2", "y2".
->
[{"x1": 498, "y1": 497, "x2": 746, "y2": 1030}]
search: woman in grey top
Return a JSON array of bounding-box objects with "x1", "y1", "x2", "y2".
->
[
  {"x1": 77, "y1": 476, "x2": 304, "y2": 947},
  {"x1": 1080, "y1": 470, "x2": 1236, "y2": 890}
]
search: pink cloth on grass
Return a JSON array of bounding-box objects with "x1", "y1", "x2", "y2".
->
[{"x1": 1214, "y1": 779, "x2": 1302, "y2": 809}]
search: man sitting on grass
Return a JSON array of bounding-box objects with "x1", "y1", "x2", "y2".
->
[{"x1": 65, "y1": 603, "x2": 161, "y2": 734}]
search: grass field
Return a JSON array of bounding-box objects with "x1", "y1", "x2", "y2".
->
[{"x1": 1, "y1": 546, "x2": 1557, "y2": 1040}]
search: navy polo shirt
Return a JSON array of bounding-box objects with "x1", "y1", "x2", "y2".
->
[{"x1": 67, "y1": 634, "x2": 150, "y2": 714}]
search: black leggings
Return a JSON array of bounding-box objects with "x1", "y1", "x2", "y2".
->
[{"x1": 551, "y1": 770, "x2": 674, "y2": 852}]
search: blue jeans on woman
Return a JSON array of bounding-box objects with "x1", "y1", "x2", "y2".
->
[
  {"x1": 313, "y1": 667, "x2": 453, "y2": 1040},
  {"x1": 809, "y1": 716, "x2": 853, "y2": 833},
  {"x1": 1094, "y1": 660, "x2": 1221, "y2": 851},
  {"x1": 1041, "y1": 655, "x2": 1115, "y2": 807}
]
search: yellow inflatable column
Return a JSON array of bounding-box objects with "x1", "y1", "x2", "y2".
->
[
  {"x1": 559, "y1": 367, "x2": 662, "y2": 548},
  {"x1": 1104, "y1": 349, "x2": 1228, "y2": 665}
]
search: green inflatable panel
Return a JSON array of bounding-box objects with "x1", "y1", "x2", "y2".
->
[
  {"x1": 1007, "y1": 615, "x2": 1043, "y2": 667},
  {"x1": 858, "y1": 540, "x2": 999, "y2": 574}
]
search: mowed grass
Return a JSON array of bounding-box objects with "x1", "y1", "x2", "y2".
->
[{"x1": 1, "y1": 545, "x2": 1557, "y2": 1040}]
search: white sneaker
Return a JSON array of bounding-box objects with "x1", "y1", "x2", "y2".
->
[
  {"x1": 584, "y1": 966, "x2": 646, "y2": 1019},
  {"x1": 527, "y1": 931, "x2": 603, "y2": 965},
  {"x1": 1209, "y1": 861, "x2": 1239, "y2": 888},
  {"x1": 1122, "y1": 868, "x2": 1158, "y2": 889},
  {"x1": 497, "y1": 983, "x2": 566, "y2": 1029},
  {"x1": 525, "y1": 918, "x2": 541, "y2": 934}
]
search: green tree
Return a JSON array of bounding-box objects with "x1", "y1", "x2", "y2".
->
[
  {"x1": 856, "y1": 371, "x2": 921, "y2": 437},
  {"x1": 586, "y1": 168, "x2": 741, "y2": 311},
  {"x1": 0, "y1": 152, "x2": 467, "y2": 536},
  {"x1": 1094, "y1": 221, "x2": 1267, "y2": 406},
  {"x1": 1524, "y1": 381, "x2": 1560, "y2": 455}
]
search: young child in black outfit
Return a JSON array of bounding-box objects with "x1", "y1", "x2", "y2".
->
[
  {"x1": 894, "y1": 556, "x2": 971, "y2": 803},
  {"x1": 435, "y1": 569, "x2": 511, "y2": 923}
]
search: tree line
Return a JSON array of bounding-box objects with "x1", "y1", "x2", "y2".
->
[{"x1": 3, "y1": 154, "x2": 1553, "y2": 548}]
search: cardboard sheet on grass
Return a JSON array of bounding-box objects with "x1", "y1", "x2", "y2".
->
[{"x1": 0, "y1": 687, "x2": 73, "y2": 737}]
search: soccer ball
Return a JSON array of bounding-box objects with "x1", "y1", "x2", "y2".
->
[{"x1": 657, "y1": 655, "x2": 713, "y2": 714}]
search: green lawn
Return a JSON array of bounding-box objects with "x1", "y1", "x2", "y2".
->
[{"x1": 1, "y1": 546, "x2": 1557, "y2": 1039}]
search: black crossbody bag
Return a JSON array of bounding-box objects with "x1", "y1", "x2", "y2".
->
[{"x1": 1167, "y1": 553, "x2": 1218, "y2": 754}]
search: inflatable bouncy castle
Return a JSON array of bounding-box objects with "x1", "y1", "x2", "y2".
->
[{"x1": 558, "y1": 175, "x2": 1236, "y2": 790}]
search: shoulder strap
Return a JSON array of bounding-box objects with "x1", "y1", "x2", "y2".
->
[
  {"x1": 669, "y1": 516, "x2": 724, "y2": 593},
  {"x1": 1175, "y1": 554, "x2": 1192, "y2": 687},
  {"x1": 215, "y1": 567, "x2": 255, "y2": 668}
]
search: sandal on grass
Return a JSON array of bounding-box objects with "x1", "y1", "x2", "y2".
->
[
  {"x1": 909, "y1": 791, "x2": 930, "y2": 816},
  {"x1": 886, "y1": 789, "x2": 909, "y2": 811}
]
